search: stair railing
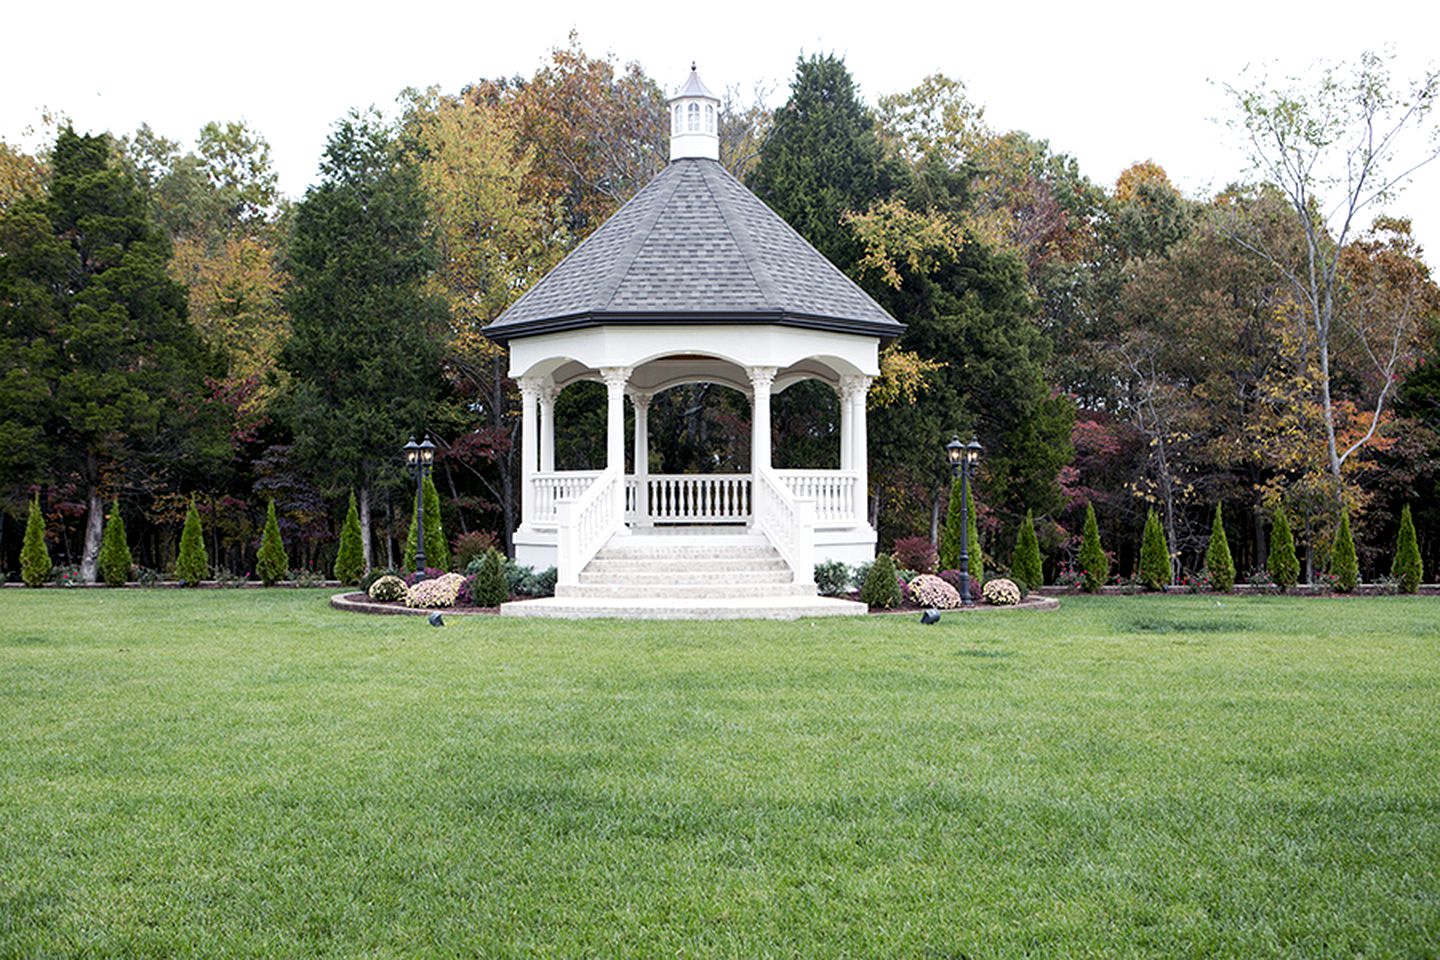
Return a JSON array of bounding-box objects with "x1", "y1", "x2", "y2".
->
[
  {"x1": 754, "y1": 465, "x2": 816, "y2": 587},
  {"x1": 556, "y1": 465, "x2": 623, "y2": 587}
]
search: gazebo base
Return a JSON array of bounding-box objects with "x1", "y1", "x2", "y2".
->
[{"x1": 499, "y1": 594, "x2": 867, "y2": 620}]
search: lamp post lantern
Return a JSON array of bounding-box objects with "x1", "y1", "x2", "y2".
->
[
  {"x1": 947, "y1": 435, "x2": 983, "y2": 606},
  {"x1": 404, "y1": 435, "x2": 436, "y2": 577}
]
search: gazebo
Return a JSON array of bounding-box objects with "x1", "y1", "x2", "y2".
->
[{"x1": 485, "y1": 67, "x2": 903, "y2": 618}]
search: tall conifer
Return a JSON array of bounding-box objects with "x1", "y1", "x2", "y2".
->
[
  {"x1": 1077, "y1": 502, "x2": 1108, "y2": 592},
  {"x1": 1392, "y1": 504, "x2": 1422, "y2": 594},
  {"x1": 1267, "y1": 508, "x2": 1300, "y2": 591},
  {"x1": 334, "y1": 490, "x2": 365, "y2": 585},
  {"x1": 98, "y1": 502, "x2": 133, "y2": 587},
  {"x1": 175, "y1": 497, "x2": 209, "y2": 584},
  {"x1": 20, "y1": 496, "x2": 51, "y2": 587},
  {"x1": 1205, "y1": 503, "x2": 1235, "y2": 592},
  {"x1": 1139, "y1": 507, "x2": 1171, "y2": 591},
  {"x1": 1330, "y1": 510, "x2": 1359, "y2": 593},
  {"x1": 1011, "y1": 510, "x2": 1044, "y2": 593},
  {"x1": 255, "y1": 499, "x2": 289, "y2": 586}
]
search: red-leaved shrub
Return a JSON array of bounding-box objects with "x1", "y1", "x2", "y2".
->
[{"x1": 892, "y1": 535, "x2": 939, "y2": 574}]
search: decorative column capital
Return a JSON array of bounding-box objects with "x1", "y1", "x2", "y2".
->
[
  {"x1": 517, "y1": 376, "x2": 544, "y2": 401},
  {"x1": 536, "y1": 384, "x2": 557, "y2": 406},
  {"x1": 626, "y1": 389, "x2": 653, "y2": 409},
  {"x1": 745, "y1": 366, "x2": 778, "y2": 391},
  {"x1": 599, "y1": 366, "x2": 632, "y2": 390},
  {"x1": 839, "y1": 375, "x2": 872, "y2": 401}
]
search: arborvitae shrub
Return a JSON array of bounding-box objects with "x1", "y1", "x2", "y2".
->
[
  {"x1": 334, "y1": 490, "x2": 365, "y2": 585},
  {"x1": 98, "y1": 502, "x2": 133, "y2": 587},
  {"x1": 1330, "y1": 510, "x2": 1359, "y2": 593},
  {"x1": 1267, "y1": 508, "x2": 1300, "y2": 591},
  {"x1": 1077, "y1": 503, "x2": 1107, "y2": 593},
  {"x1": 1204, "y1": 503, "x2": 1235, "y2": 593},
  {"x1": 470, "y1": 548, "x2": 508, "y2": 607},
  {"x1": 255, "y1": 499, "x2": 289, "y2": 586},
  {"x1": 967, "y1": 505, "x2": 984, "y2": 590},
  {"x1": 860, "y1": 552, "x2": 902, "y2": 608},
  {"x1": 174, "y1": 497, "x2": 209, "y2": 585},
  {"x1": 1011, "y1": 510, "x2": 1044, "y2": 593},
  {"x1": 403, "y1": 473, "x2": 451, "y2": 572},
  {"x1": 1138, "y1": 507, "x2": 1171, "y2": 591},
  {"x1": 20, "y1": 496, "x2": 51, "y2": 587},
  {"x1": 1392, "y1": 504, "x2": 1422, "y2": 594},
  {"x1": 939, "y1": 477, "x2": 983, "y2": 582}
]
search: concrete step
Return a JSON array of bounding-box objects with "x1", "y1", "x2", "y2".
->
[
  {"x1": 501, "y1": 595, "x2": 868, "y2": 620},
  {"x1": 578, "y1": 570, "x2": 796, "y2": 588},
  {"x1": 583, "y1": 557, "x2": 792, "y2": 576},
  {"x1": 595, "y1": 545, "x2": 777, "y2": 561},
  {"x1": 556, "y1": 580, "x2": 815, "y2": 600}
]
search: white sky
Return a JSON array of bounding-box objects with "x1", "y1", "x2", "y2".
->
[{"x1": 4, "y1": 0, "x2": 1438, "y2": 261}]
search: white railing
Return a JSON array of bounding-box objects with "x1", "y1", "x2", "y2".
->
[
  {"x1": 532, "y1": 471, "x2": 601, "y2": 525},
  {"x1": 755, "y1": 465, "x2": 816, "y2": 587},
  {"x1": 776, "y1": 470, "x2": 858, "y2": 524},
  {"x1": 556, "y1": 466, "x2": 623, "y2": 587},
  {"x1": 638, "y1": 474, "x2": 751, "y2": 524}
]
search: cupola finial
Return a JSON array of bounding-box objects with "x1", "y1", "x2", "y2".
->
[{"x1": 669, "y1": 64, "x2": 720, "y2": 162}]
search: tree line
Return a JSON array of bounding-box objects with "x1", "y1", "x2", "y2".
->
[{"x1": 1, "y1": 39, "x2": 1436, "y2": 585}]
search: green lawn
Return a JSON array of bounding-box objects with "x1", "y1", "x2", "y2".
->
[{"x1": 1, "y1": 591, "x2": 1437, "y2": 958}]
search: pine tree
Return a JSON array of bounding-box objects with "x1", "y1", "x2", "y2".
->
[
  {"x1": 255, "y1": 499, "x2": 289, "y2": 586},
  {"x1": 470, "y1": 548, "x2": 508, "y2": 607},
  {"x1": 1139, "y1": 507, "x2": 1171, "y2": 591},
  {"x1": 403, "y1": 473, "x2": 450, "y2": 572},
  {"x1": 333, "y1": 490, "x2": 365, "y2": 585},
  {"x1": 1204, "y1": 503, "x2": 1235, "y2": 592},
  {"x1": 97, "y1": 501, "x2": 133, "y2": 587},
  {"x1": 1267, "y1": 508, "x2": 1300, "y2": 591},
  {"x1": 1011, "y1": 510, "x2": 1044, "y2": 593},
  {"x1": 1392, "y1": 504, "x2": 1422, "y2": 594},
  {"x1": 1077, "y1": 502, "x2": 1108, "y2": 592},
  {"x1": 175, "y1": 496, "x2": 209, "y2": 584},
  {"x1": 19, "y1": 496, "x2": 51, "y2": 587},
  {"x1": 1330, "y1": 510, "x2": 1359, "y2": 593},
  {"x1": 860, "y1": 552, "x2": 903, "y2": 608}
]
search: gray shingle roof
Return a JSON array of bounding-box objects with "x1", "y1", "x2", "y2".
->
[{"x1": 485, "y1": 158, "x2": 903, "y2": 342}]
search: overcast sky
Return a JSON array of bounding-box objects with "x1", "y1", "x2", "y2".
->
[{"x1": 4, "y1": 0, "x2": 1437, "y2": 259}]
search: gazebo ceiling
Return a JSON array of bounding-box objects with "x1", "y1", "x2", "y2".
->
[
  {"x1": 548, "y1": 355, "x2": 844, "y2": 395},
  {"x1": 484, "y1": 157, "x2": 904, "y2": 343}
]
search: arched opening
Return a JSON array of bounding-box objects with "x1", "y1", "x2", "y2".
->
[
  {"x1": 773, "y1": 378, "x2": 840, "y2": 470},
  {"x1": 687, "y1": 102, "x2": 700, "y2": 132}
]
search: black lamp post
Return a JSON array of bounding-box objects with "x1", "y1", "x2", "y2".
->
[
  {"x1": 947, "y1": 434, "x2": 983, "y2": 606},
  {"x1": 404, "y1": 435, "x2": 436, "y2": 577}
]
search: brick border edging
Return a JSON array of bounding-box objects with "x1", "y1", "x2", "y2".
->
[
  {"x1": 864, "y1": 595, "x2": 1060, "y2": 615},
  {"x1": 1037, "y1": 583, "x2": 1440, "y2": 597},
  {"x1": 3, "y1": 579, "x2": 342, "y2": 590},
  {"x1": 328, "y1": 592, "x2": 501, "y2": 616}
]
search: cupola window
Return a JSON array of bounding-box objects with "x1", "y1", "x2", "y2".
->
[
  {"x1": 687, "y1": 102, "x2": 700, "y2": 132},
  {"x1": 673, "y1": 104, "x2": 681, "y2": 134},
  {"x1": 706, "y1": 104, "x2": 715, "y2": 132}
]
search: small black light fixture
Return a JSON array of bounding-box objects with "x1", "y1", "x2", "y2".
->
[
  {"x1": 945, "y1": 434, "x2": 983, "y2": 607},
  {"x1": 428, "y1": 612, "x2": 445, "y2": 627},
  {"x1": 404, "y1": 434, "x2": 437, "y2": 579},
  {"x1": 920, "y1": 608, "x2": 941, "y2": 625}
]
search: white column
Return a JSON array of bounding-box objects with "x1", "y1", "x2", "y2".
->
[
  {"x1": 600, "y1": 367, "x2": 631, "y2": 521},
  {"x1": 518, "y1": 378, "x2": 541, "y2": 526},
  {"x1": 538, "y1": 385, "x2": 556, "y2": 473},
  {"x1": 630, "y1": 391, "x2": 651, "y2": 525},
  {"x1": 838, "y1": 382, "x2": 852, "y2": 470},
  {"x1": 842, "y1": 376, "x2": 872, "y2": 526},
  {"x1": 747, "y1": 366, "x2": 777, "y2": 475}
]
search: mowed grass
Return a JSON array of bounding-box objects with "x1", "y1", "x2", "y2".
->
[{"x1": 1, "y1": 591, "x2": 1437, "y2": 958}]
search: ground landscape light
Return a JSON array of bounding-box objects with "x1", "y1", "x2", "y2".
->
[
  {"x1": 920, "y1": 609, "x2": 941, "y2": 625},
  {"x1": 428, "y1": 612, "x2": 444, "y2": 627}
]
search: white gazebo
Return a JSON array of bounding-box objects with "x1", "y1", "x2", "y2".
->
[{"x1": 486, "y1": 67, "x2": 904, "y2": 618}]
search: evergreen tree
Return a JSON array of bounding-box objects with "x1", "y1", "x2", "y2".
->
[
  {"x1": 860, "y1": 552, "x2": 903, "y2": 608},
  {"x1": 1139, "y1": 507, "x2": 1171, "y2": 591},
  {"x1": 333, "y1": 490, "x2": 365, "y2": 585},
  {"x1": 470, "y1": 548, "x2": 508, "y2": 607},
  {"x1": 19, "y1": 496, "x2": 51, "y2": 587},
  {"x1": 0, "y1": 127, "x2": 221, "y2": 582},
  {"x1": 1330, "y1": 510, "x2": 1359, "y2": 593},
  {"x1": 939, "y1": 476, "x2": 984, "y2": 585},
  {"x1": 175, "y1": 496, "x2": 209, "y2": 584},
  {"x1": 1392, "y1": 504, "x2": 1422, "y2": 594},
  {"x1": 1204, "y1": 503, "x2": 1235, "y2": 592},
  {"x1": 403, "y1": 472, "x2": 450, "y2": 572},
  {"x1": 255, "y1": 499, "x2": 289, "y2": 586},
  {"x1": 1077, "y1": 502, "x2": 1108, "y2": 592},
  {"x1": 1011, "y1": 509, "x2": 1044, "y2": 593},
  {"x1": 97, "y1": 501, "x2": 133, "y2": 587},
  {"x1": 1267, "y1": 507, "x2": 1301, "y2": 591},
  {"x1": 281, "y1": 112, "x2": 445, "y2": 569}
]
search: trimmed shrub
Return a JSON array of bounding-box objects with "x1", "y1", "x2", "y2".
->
[
  {"x1": 255, "y1": 499, "x2": 289, "y2": 586},
  {"x1": 1330, "y1": 511, "x2": 1358, "y2": 593},
  {"x1": 1204, "y1": 503, "x2": 1235, "y2": 593},
  {"x1": 175, "y1": 497, "x2": 209, "y2": 585},
  {"x1": 1077, "y1": 503, "x2": 1107, "y2": 593},
  {"x1": 1267, "y1": 508, "x2": 1300, "y2": 591},
  {"x1": 908, "y1": 573, "x2": 961, "y2": 609},
  {"x1": 892, "y1": 536, "x2": 938, "y2": 574},
  {"x1": 814, "y1": 560, "x2": 852, "y2": 596},
  {"x1": 982, "y1": 578, "x2": 1021, "y2": 606},
  {"x1": 1011, "y1": 510, "x2": 1043, "y2": 593},
  {"x1": 367, "y1": 575, "x2": 407, "y2": 602},
  {"x1": 860, "y1": 553, "x2": 902, "y2": 609},
  {"x1": 528, "y1": 567, "x2": 558, "y2": 598},
  {"x1": 1138, "y1": 507, "x2": 1171, "y2": 591},
  {"x1": 1392, "y1": 504, "x2": 1422, "y2": 594},
  {"x1": 20, "y1": 496, "x2": 51, "y2": 587},
  {"x1": 452, "y1": 530, "x2": 498, "y2": 572},
  {"x1": 470, "y1": 548, "x2": 509, "y2": 607},
  {"x1": 361, "y1": 568, "x2": 400, "y2": 593},
  {"x1": 403, "y1": 473, "x2": 451, "y2": 572},
  {"x1": 98, "y1": 501, "x2": 133, "y2": 587},
  {"x1": 334, "y1": 490, "x2": 365, "y2": 585}
]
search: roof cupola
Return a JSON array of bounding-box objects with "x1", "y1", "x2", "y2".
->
[{"x1": 669, "y1": 63, "x2": 720, "y2": 162}]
